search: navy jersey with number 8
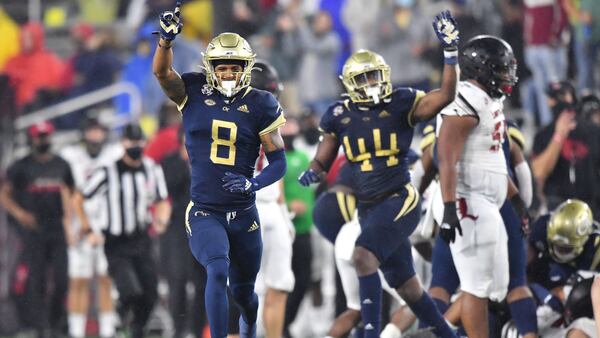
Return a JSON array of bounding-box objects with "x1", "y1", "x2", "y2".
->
[{"x1": 180, "y1": 72, "x2": 285, "y2": 212}]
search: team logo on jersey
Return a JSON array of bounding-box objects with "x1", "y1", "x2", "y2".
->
[
  {"x1": 458, "y1": 198, "x2": 479, "y2": 221},
  {"x1": 247, "y1": 221, "x2": 260, "y2": 232},
  {"x1": 204, "y1": 99, "x2": 216, "y2": 106},
  {"x1": 333, "y1": 105, "x2": 344, "y2": 116},
  {"x1": 201, "y1": 84, "x2": 213, "y2": 96},
  {"x1": 237, "y1": 104, "x2": 250, "y2": 113},
  {"x1": 378, "y1": 110, "x2": 391, "y2": 118},
  {"x1": 341, "y1": 117, "x2": 351, "y2": 125}
]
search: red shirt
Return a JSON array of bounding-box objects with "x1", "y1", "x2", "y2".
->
[
  {"x1": 523, "y1": 0, "x2": 567, "y2": 46},
  {"x1": 144, "y1": 124, "x2": 181, "y2": 163}
]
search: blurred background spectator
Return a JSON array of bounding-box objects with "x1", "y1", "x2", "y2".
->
[
  {"x1": 522, "y1": 0, "x2": 569, "y2": 127},
  {"x1": 370, "y1": 0, "x2": 435, "y2": 91},
  {"x1": 297, "y1": 10, "x2": 341, "y2": 116},
  {"x1": 3, "y1": 22, "x2": 66, "y2": 114},
  {"x1": 531, "y1": 81, "x2": 600, "y2": 216}
]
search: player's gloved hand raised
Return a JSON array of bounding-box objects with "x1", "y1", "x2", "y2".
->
[
  {"x1": 510, "y1": 194, "x2": 532, "y2": 236},
  {"x1": 222, "y1": 172, "x2": 259, "y2": 194},
  {"x1": 440, "y1": 201, "x2": 463, "y2": 243},
  {"x1": 156, "y1": 1, "x2": 183, "y2": 41},
  {"x1": 298, "y1": 169, "x2": 321, "y2": 187},
  {"x1": 432, "y1": 10, "x2": 459, "y2": 50}
]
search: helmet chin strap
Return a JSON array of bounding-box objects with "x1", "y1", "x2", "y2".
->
[
  {"x1": 365, "y1": 86, "x2": 381, "y2": 105},
  {"x1": 221, "y1": 80, "x2": 237, "y2": 97}
]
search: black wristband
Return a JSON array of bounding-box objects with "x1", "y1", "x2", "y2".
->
[{"x1": 158, "y1": 41, "x2": 172, "y2": 49}]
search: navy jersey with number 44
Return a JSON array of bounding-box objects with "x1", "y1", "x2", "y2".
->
[
  {"x1": 179, "y1": 72, "x2": 285, "y2": 212},
  {"x1": 320, "y1": 88, "x2": 425, "y2": 202}
]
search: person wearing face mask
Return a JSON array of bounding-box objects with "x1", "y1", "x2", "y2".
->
[
  {"x1": 59, "y1": 117, "x2": 120, "y2": 338},
  {"x1": 532, "y1": 81, "x2": 600, "y2": 217},
  {"x1": 0, "y1": 121, "x2": 75, "y2": 338},
  {"x1": 76, "y1": 123, "x2": 171, "y2": 338},
  {"x1": 579, "y1": 94, "x2": 600, "y2": 128}
]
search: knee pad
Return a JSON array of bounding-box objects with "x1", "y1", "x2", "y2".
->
[{"x1": 206, "y1": 257, "x2": 229, "y2": 286}]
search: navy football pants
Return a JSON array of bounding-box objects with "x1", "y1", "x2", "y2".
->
[{"x1": 186, "y1": 202, "x2": 262, "y2": 338}]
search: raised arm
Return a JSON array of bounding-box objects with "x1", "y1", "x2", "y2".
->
[
  {"x1": 531, "y1": 110, "x2": 576, "y2": 186},
  {"x1": 152, "y1": 2, "x2": 186, "y2": 106},
  {"x1": 410, "y1": 10, "x2": 460, "y2": 125}
]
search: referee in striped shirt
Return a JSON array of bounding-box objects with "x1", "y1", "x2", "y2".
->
[{"x1": 76, "y1": 123, "x2": 171, "y2": 338}]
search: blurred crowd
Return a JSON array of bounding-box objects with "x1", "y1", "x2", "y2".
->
[{"x1": 0, "y1": 0, "x2": 600, "y2": 337}]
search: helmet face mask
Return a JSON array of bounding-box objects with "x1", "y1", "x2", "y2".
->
[
  {"x1": 491, "y1": 59, "x2": 518, "y2": 97},
  {"x1": 349, "y1": 69, "x2": 387, "y2": 103},
  {"x1": 547, "y1": 199, "x2": 594, "y2": 263},
  {"x1": 549, "y1": 242, "x2": 581, "y2": 263},
  {"x1": 342, "y1": 50, "x2": 392, "y2": 105},
  {"x1": 203, "y1": 33, "x2": 256, "y2": 97}
]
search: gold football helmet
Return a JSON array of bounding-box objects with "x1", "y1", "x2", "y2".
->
[
  {"x1": 341, "y1": 49, "x2": 392, "y2": 105},
  {"x1": 547, "y1": 199, "x2": 594, "y2": 263},
  {"x1": 202, "y1": 32, "x2": 256, "y2": 97}
]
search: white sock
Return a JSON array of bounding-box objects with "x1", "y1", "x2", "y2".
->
[
  {"x1": 68, "y1": 313, "x2": 86, "y2": 338},
  {"x1": 99, "y1": 312, "x2": 116, "y2": 338},
  {"x1": 380, "y1": 323, "x2": 402, "y2": 338}
]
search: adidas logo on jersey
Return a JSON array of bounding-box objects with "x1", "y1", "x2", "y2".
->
[
  {"x1": 362, "y1": 298, "x2": 373, "y2": 305},
  {"x1": 365, "y1": 323, "x2": 375, "y2": 330},
  {"x1": 237, "y1": 104, "x2": 250, "y2": 113},
  {"x1": 248, "y1": 221, "x2": 260, "y2": 232}
]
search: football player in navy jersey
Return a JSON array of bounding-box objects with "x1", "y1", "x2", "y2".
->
[
  {"x1": 152, "y1": 4, "x2": 287, "y2": 338},
  {"x1": 527, "y1": 199, "x2": 600, "y2": 337},
  {"x1": 528, "y1": 199, "x2": 599, "y2": 289},
  {"x1": 299, "y1": 10, "x2": 460, "y2": 338}
]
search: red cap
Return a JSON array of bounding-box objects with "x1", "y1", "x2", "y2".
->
[
  {"x1": 28, "y1": 121, "x2": 55, "y2": 138},
  {"x1": 71, "y1": 22, "x2": 95, "y2": 43}
]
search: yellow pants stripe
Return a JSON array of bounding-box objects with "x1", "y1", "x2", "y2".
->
[
  {"x1": 346, "y1": 194, "x2": 356, "y2": 218},
  {"x1": 393, "y1": 184, "x2": 420, "y2": 221},
  {"x1": 185, "y1": 201, "x2": 194, "y2": 236},
  {"x1": 336, "y1": 192, "x2": 351, "y2": 223}
]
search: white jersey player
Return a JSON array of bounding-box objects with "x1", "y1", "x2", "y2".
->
[
  {"x1": 436, "y1": 36, "x2": 529, "y2": 338},
  {"x1": 255, "y1": 149, "x2": 295, "y2": 293},
  {"x1": 60, "y1": 119, "x2": 121, "y2": 338},
  {"x1": 250, "y1": 60, "x2": 295, "y2": 338}
]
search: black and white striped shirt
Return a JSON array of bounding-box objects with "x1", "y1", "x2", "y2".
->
[{"x1": 81, "y1": 157, "x2": 168, "y2": 237}]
